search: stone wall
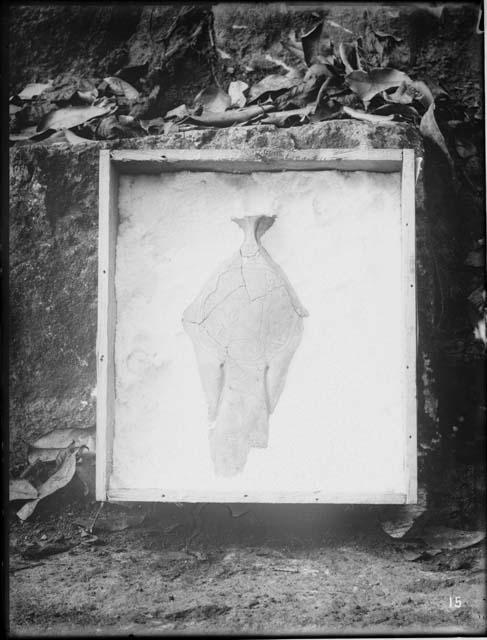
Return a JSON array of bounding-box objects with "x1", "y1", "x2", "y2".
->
[{"x1": 10, "y1": 121, "x2": 431, "y2": 481}]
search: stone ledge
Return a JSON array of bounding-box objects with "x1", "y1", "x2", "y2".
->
[{"x1": 11, "y1": 119, "x2": 424, "y2": 160}]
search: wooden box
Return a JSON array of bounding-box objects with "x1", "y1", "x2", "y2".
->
[{"x1": 96, "y1": 148, "x2": 417, "y2": 504}]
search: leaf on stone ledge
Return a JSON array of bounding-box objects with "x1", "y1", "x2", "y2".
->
[
  {"x1": 193, "y1": 86, "x2": 231, "y2": 113},
  {"x1": 76, "y1": 88, "x2": 99, "y2": 104},
  {"x1": 164, "y1": 104, "x2": 189, "y2": 120},
  {"x1": 373, "y1": 102, "x2": 420, "y2": 123},
  {"x1": 187, "y1": 104, "x2": 275, "y2": 128},
  {"x1": 261, "y1": 107, "x2": 314, "y2": 128},
  {"x1": 37, "y1": 101, "x2": 116, "y2": 132},
  {"x1": 9, "y1": 479, "x2": 38, "y2": 501},
  {"x1": 18, "y1": 82, "x2": 53, "y2": 100},
  {"x1": 339, "y1": 42, "x2": 362, "y2": 74},
  {"x1": 346, "y1": 68, "x2": 411, "y2": 103},
  {"x1": 385, "y1": 80, "x2": 433, "y2": 109},
  {"x1": 228, "y1": 81, "x2": 249, "y2": 108},
  {"x1": 17, "y1": 448, "x2": 78, "y2": 520},
  {"x1": 64, "y1": 129, "x2": 96, "y2": 145},
  {"x1": 248, "y1": 73, "x2": 300, "y2": 103},
  {"x1": 103, "y1": 77, "x2": 140, "y2": 103},
  {"x1": 342, "y1": 105, "x2": 396, "y2": 125},
  {"x1": 301, "y1": 20, "x2": 324, "y2": 67}
]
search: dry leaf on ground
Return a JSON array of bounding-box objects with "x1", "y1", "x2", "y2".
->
[
  {"x1": 419, "y1": 526, "x2": 485, "y2": 552},
  {"x1": 17, "y1": 448, "x2": 78, "y2": 520},
  {"x1": 9, "y1": 479, "x2": 38, "y2": 501}
]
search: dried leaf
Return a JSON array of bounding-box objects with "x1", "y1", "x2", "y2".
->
[
  {"x1": 18, "y1": 82, "x2": 53, "y2": 100},
  {"x1": 187, "y1": 104, "x2": 274, "y2": 128},
  {"x1": 28, "y1": 447, "x2": 64, "y2": 464},
  {"x1": 9, "y1": 103, "x2": 23, "y2": 115},
  {"x1": 228, "y1": 81, "x2": 248, "y2": 108},
  {"x1": 103, "y1": 77, "x2": 140, "y2": 103},
  {"x1": 301, "y1": 20, "x2": 324, "y2": 67},
  {"x1": 37, "y1": 101, "x2": 115, "y2": 132},
  {"x1": 96, "y1": 115, "x2": 134, "y2": 139},
  {"x1": 248, "y1": 74, "x2": 298, "y2": 103},
  {"x1": 261, "y1": 107, "x2": 313, "y2": 128},
  {"x1": 64, "y1": 129, "x2": 96, "y2": 145},
  {"x1": 346, "y1": 68, "x2": 411, "y2": 103},
  {"x1": 274, "y1": 75, "x2": 319, "y2": 111},
  {"x1": 385, "y1": 80, "x2": 433, "y2": 109},
  {"x1": 17, "y1": 449, "x2": 77, "y2": 520},
  {"x1": 381, "y1": 488, "x2": 428, "y2": 538},
  {"x1": 164, "y1": 104, "x2": 189, "y2": 121},
  {"x1": 339, "y1": 42, "x2": 361, "y2": 73},
  {"x1": 193, "y1": 86, "x2": 231, "y2": 113},
  {"x1": 303, "y1": 63, "x2": 335, "y2": 83},
  {"x1": 373, "y1": 103, "x2": 420, "y2": 123},
  {"x1": 419, "y1": 102, "x2": 453, "y2": 166},
  {"x1": 9, "y1": 479, "x2": 38, "y2": 501},
  {"x1": 419, "y1": 526, "x2": 485, "y2": 551},
  {"x1": 30, "y1": 426, "x2": 95, "y2": 451},
  {"x1": 23, "y1": 542, "x2": 73, "y2": 559},
  {"x1": 342, "y1": 105, "x2": 396, "y2": 125},
  {"x1": 76, "y1": 88, "x2": 98, "y2": 104}
]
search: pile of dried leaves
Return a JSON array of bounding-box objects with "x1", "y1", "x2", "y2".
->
[
  {"x1": 8, "y1": 11, "x2": 474, "y2": 166},
  {"x1": 9, "y1": 427, "x2": 95, "y2": 521}
]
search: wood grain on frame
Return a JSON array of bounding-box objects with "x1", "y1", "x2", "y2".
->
[
  {"x1": 96, "y1": 148, "x2": 418, "y2": 504},
  {"x1": 96, "y1": 150, "x2": 118, "y2": 501},
  {"x1": 401, "y1": 148, "x2": 418, "y2": 504},
  {"x1": 110, "y1": 148, "x2": 403, "y2": 174}
]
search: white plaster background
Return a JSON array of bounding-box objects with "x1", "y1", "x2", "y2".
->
[{"x1": 111, "y1": 169, "x2": 406, "y2": 498}]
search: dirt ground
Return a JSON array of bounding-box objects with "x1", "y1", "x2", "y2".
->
[{"x1": 8, "y1": 496, "x2": 486, "y2": 637}]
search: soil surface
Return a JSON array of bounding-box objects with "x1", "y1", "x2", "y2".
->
[{"x1": 9, "y1": 498, "x2": 486, "y2": 636}]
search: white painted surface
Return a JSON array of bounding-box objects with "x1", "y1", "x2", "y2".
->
[{"x1": 112, "y1": 170, "x2": 405, "y2": 498}]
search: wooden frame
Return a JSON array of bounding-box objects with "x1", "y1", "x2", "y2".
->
[{"x1": 96, "y1": 148, "x2": 417, "y2": 504}]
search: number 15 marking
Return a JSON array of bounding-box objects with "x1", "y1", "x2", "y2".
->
[{"x1": 449, "y1": 596, "x2": 462, "y2": 608}]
